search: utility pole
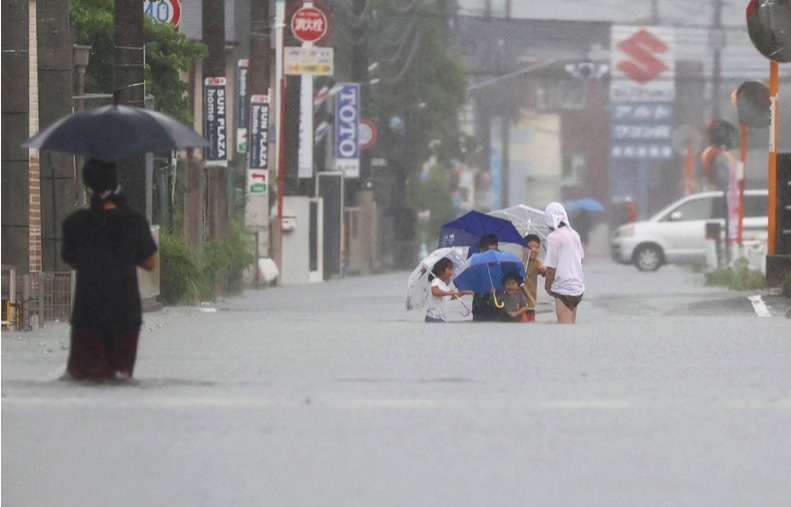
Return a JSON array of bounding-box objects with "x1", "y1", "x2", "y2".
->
[
  {"x1": 246, "y1": 0, "x2": 272, "y2": 262},
  {"x1": 203, "y1": 0, "x2": 228, "y2": 243},
  {"x1": 114, "y1": 0, "x2": 147, "y2": 216},
  {"x1": 711, "y1": 0, "x2": 724, "y2": 119},
  {"x1": 351, "y1": 0, "x2": 370, "y2": 189}
]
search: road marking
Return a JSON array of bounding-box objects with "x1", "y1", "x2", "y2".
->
[{"x1": 748, "y1": 295, "x2": 772, "y2": 318}]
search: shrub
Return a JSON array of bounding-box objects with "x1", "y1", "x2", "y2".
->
[
  {"x1": 202, "y1": 219, "x2": 256, "y2": 294},
  {"x1": 780, "y1": 269, "x2": 791, "y2": 297},
  {"x1": 704, "y1": 257, "x2": 767, "y2": 291},
  {"x1": 159, "y1": 219, "x2": 255, "y2": 304},
  {"x1": 159, "y1": 232, "x2": 211, "y2": 304}
]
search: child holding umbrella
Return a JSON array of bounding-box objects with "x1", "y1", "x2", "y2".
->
[{"x1": 425, "y1": 257, "x2": 474, "y2": 322}]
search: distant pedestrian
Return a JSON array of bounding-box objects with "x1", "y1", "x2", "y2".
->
[
  {"x1": 520, "y1": 233, "x2": 546, "y2": 322},
  {"x1": 61, "y1": 159, "x2": 158, "y2": 381},
  {"x1": 543, "y1": 202, "x2": 585, "y2": 324},
  {"x1": 572, "y1": 209, "x2": 592, "y2": 247},
  {"x1": 425, "y1": 257, "x2": 473, "y2": 322}
]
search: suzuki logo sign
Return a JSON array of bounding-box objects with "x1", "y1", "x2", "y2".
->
[
  {"x1": 610, "y1": 26, "x2": 675, "y2": 102},
  {"x1": 616, "y1": 29, "x2": 669, "y2": 84}
]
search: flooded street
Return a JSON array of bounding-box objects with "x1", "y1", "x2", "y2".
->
[{"x1": 3, "y1": 258, "x2": 790, "y2": 507}]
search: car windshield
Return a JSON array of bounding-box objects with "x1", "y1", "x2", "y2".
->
[{"x1": 657, "y1": 195, "x2": 726, "y2": 222}]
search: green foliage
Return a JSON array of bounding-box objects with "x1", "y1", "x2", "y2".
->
[
  {"x1": 144, "y1": 21, "x2": 208, "y2": 123},
  {"x1": 159, "y1": 232, "x2": 210, "y2": 304},
  {"x1": 202, "y1": 220, "x2": 256, "y2": 294},
  {"x1": 704, "y1": 258, "x2": 767, "y2": 291},
  {"x1": 71, "y1": 0, "x2": 207, "y2": 122},
  {"x1": 407, "y1": 160, "x2": 457, "y2": 244},
  {"x1": 330, "y1": 0, "x2": 468, "y2": 168},
  {"x1": 778, "y1": 268, "x2": 791, "y2": 297},
  {"x1": 159, "y1": 219, "x2": 255, "y2": 304}
]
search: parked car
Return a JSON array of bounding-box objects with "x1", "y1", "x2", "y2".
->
[{"x1": 610, "y1": 190, "x2": 769, "y2": 271}]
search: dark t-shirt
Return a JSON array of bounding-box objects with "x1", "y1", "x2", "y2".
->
[{"x1": 61, "y1": 205, "x2": 157, "y2": 332}]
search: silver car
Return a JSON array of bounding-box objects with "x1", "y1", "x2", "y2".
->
[{"x1": 610, "y1": 190, "x2": 769, "y2": 271}]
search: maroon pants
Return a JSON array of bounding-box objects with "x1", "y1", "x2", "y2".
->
[{"x1": 67, "y1": 327, "x2": 140, "y2": 381}]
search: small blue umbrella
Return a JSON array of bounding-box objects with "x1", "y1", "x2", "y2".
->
[
  {"x1": 452, "y1": 250, "x2": 525, "y2": 294},
  {"x1": 563, "y1": 198, "x2": 605, "y2": 213},
  {"x1": 438, "y1": 211, "x2": 526, "y2": 254}
]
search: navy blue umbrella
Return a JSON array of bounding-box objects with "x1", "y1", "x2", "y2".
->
[
  {"x1": 452, "y1": 250, "x2": 525, "y2": 294},
  {"x1": 438, "y1": 211, "x2": 526, "y2": 253},
  {"x1": 22, "y1": 104, "x2": 209, "y2": 163}
]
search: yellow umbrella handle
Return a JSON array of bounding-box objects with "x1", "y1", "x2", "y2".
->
[{"x1": 492, "y1": 293, "x2": 505, "y2": 308}]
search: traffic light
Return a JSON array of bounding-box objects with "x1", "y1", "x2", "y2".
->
[
  {"x1": 734, "y1": 81, "x2": 771, "y2": 128},
  {"x1": 746, "y1": 0, "x2": 791, "y2": 63},
  {"x1": 564, "y1": 61, "x2": 608, "y2": 79},
  {"x1": 704, "y1": 119, "x2": 738, "y2": 149}
]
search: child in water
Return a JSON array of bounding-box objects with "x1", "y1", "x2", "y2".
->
[
  {"x1": 426, "y1": 257, "x2": 474, "y2": 322},
  {"x1": 495, "y1": 272, "x2": 530, "y2": 322},
  {"x1": 521, "y1": 234, "x2": 546, "y2": 322}
]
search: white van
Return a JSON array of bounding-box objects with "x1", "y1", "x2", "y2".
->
[{"x1": 610, "y1": 190, "x2": 769, "y2": 271}]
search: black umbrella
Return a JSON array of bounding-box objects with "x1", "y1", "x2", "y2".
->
[{"x1": 22, "y1": 104, "x2": 209, "y2": 162}]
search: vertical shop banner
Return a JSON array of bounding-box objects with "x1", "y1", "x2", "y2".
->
[
  {"x1": 334, "y1": 83, "x2": 360, "y2": 178},
  {"x1": 203, "y1": 77, "x2": 227, "y2": 165},
  {"x1": 609, "y1": 26, "x2": 675, "y2": 160},
  {"x1": 298, "y1": 75, "x2": 314, "y2": 178},
  {"x1": 237, "y1": 60, "x2": 249, "y2": 154},
  {"x1": 248, "y1": 95, "x2": 270, "y2": 172},
  {"x1": 245, "y1": 94, "x2": 270, "y2": 228}
]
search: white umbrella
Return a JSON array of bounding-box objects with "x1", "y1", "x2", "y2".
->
[
  {"x1": 405, "y1": 246, "x2": 469, "y2": 311},
  {"x1": 488, "y1": 204, "x2": 549, "y2": 241}
]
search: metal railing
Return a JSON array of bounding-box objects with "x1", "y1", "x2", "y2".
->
[{"x1": 2, "y1": 267, "x2": 75, "y2": 331}]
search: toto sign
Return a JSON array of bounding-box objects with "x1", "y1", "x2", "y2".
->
[
  {"x1": 335, "y1": 83, "x2": 360, "y2": 178},
  {"x1": 291, "y1": 5, "x2": 329, "y2": 43}
]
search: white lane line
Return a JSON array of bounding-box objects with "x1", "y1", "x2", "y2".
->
[{"x1": 748, "y1": 295, "x2": 772, "y2": 318}]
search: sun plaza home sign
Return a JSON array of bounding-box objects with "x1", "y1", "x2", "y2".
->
[{"x1": 204, "y1": 77, "x2": 227, "y2": 164}]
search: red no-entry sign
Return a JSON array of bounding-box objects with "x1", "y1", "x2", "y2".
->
[{"x1": 291, "y1": 6, "x2": 328, "y2": 43}]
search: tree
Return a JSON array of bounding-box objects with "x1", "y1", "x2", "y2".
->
[
  {"x1": 71, "y1": 0, "x2": 207, "y2": 123},
  {"x1": 331, "y1": 0, "x2": 469, "y2": 242}
]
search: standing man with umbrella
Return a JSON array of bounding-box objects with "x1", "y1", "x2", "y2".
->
[
  {"x1": 60, "y1": 160, "x2": 158, "y2": 381},
  {"x1": 543, "y1": 202, "x2": 585, "y2": 324}
]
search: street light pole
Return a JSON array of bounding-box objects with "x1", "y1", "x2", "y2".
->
[{"x1": 710, "y1": 0, "x2": 724, "y2": 119}]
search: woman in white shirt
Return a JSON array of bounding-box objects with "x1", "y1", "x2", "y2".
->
[{"x1": 426, "y1": 257, "x2": 474, "y2": 322}]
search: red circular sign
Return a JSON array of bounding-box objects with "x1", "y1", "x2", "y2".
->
[
  {"x1": 290, "y1": 6, "x2": 328, "y2": 43},
  {"x1": 359, "y1": 119, "x2": 377, "y2": 150}
]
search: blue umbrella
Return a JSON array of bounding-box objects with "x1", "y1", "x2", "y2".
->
[
  {"x1": 438, "y1": 211, "x2": 526, "y2": 253},
  {"x1": 452, "y1": 250, "x2": 525, "y2": 294},
  {"x1": 563, "y1": 198, "x2": 605, "y2": 213}
]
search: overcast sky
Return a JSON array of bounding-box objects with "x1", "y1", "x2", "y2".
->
[{"x1": 455, "y1": 0, "x2": 752, "y2": 28}]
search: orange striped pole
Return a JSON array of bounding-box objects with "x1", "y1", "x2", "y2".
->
[{"x1": 768, "y1": 61, "x2": 779, "y2": 255}]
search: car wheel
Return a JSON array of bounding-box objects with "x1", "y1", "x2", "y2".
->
[{"x1": 633, "y1": 244, "x2": 663, "y2": 271}]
